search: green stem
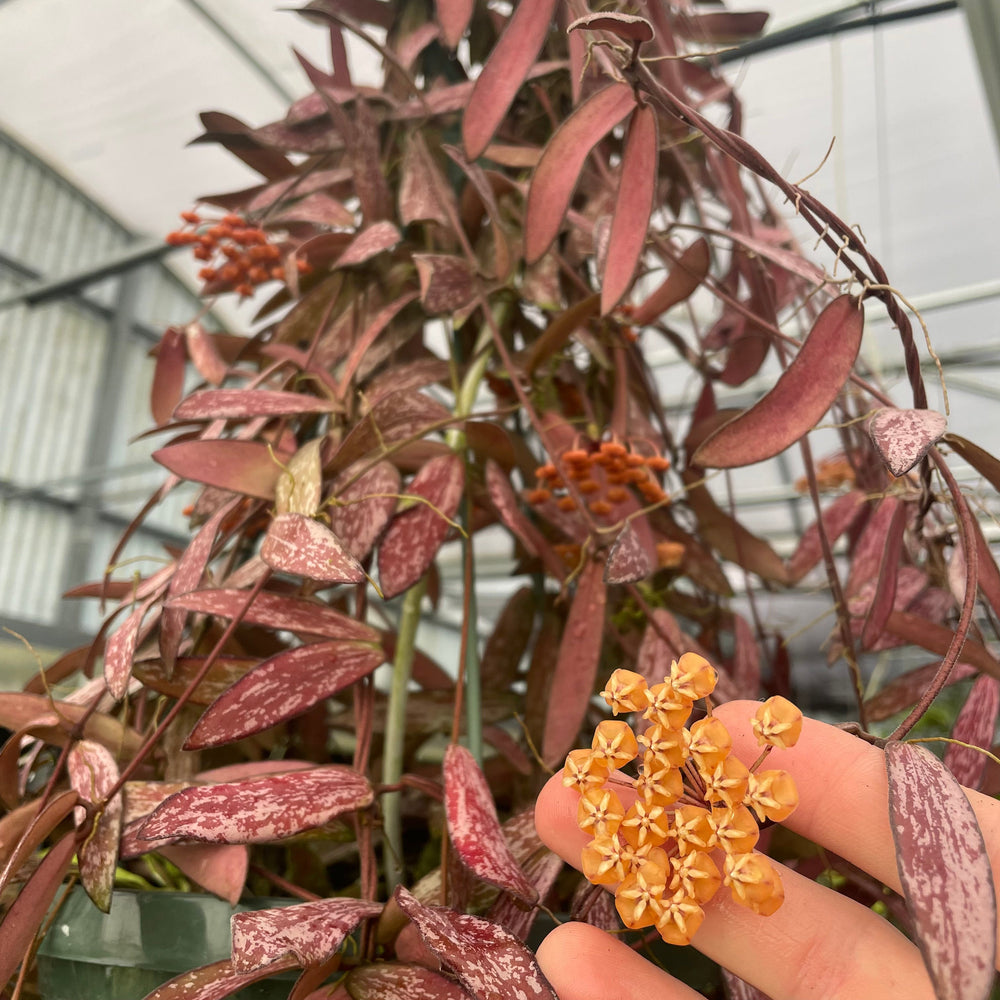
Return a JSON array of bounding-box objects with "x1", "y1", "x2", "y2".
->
[
  {"x1": 381, "y1": 576, "x2": 426, "y2": 892},
  {"x1": 461, "y1": 493, "x2": 483, "y2": 762}
]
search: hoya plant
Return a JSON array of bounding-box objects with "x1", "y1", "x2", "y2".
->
[{"x1": 1, "y1": 2, "x2": 998, "y2": 999}]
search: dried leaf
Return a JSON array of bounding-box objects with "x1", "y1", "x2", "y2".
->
[
  {"x1": 601, "y1": 103, "x2": 658, "y2": 314},
  {"x1": 232, "y1": 897, "x2": 383, "y2": 972},
  {"x1": 631, "y1": 237, "x2": 710, "y2": 325},
  {"x1": 0, "y1": 694, "x2": 142, "y2": 758},
  {"x1": 174, "y1": 390, "x2": 337, "y2": 421},
  {"x1": 542, "y1": 560, "x2": 607, "y2": 768},
  {"x1": 378, "y1": 454, "x2": 465, "y2": 599},
  {"x1": 139, "y1": 766, "x2": 374, "y2": 844},
  {"x1": 886, "y1": 740, "x2": 997, "y2": 1000},
  {"x1": 605, "y1": 520, "x2": 656, "y2": 584},
  {"x1": 524, "y1": 294, "x2": 601, "y2": 375},
  {"x1": 166, "y1": 589, "x2": 378, "y2": 642},
  {"x1": 140, "y1": 956, "x2": 299, "y2": 1000},
  {"x1": 134, "y1": 655, "x2": 257, "y2": 706},
  {"x1": 0, "y1": 790, "x2": 78, "y2": 896},
  {"x1": 261, "y1": 513, "x2": 365, "y2": 584},
  {"x1": 184, "y1": 640, "x2": 384, "y2": 749},
  {"x1": 67, "y1": 741, "x2": 122, "y2": 912},
  {"x1": 394, "y1": 887, "x2": 557, "y2": 1000},
  {"x1": 153, "y1": 440, "x2": 286, "y2": 499},
  {"x1": 568, "y1": 12, "x2": 654, "y2": 42},
  {"x1": 152, "y1": 327, "x2": 187, "y2": 426},
  {"x1": 524, "y1": 83, "x2": 636, "y2": 264},
  {"x1": 346, "y1": 963, "x2": 470, "y2": 1000},
  {"x1": 945, "y1": 674, "x2": 1000, "y2": 790},
  {"x1": 868, "y1": 408, "x2": 947, "y2": 477},
  {"x1": 462, "y1": 0, "x2": 560, "y2": 160},
  {"x1": 944, "y1": 434, "x2": 1000, "y2": 496},
  {"x1": 693, "y1": 295, "x2": 864, "y2": 468},
  {"x1": 444, "y1": 744, "x2": 537, "y2": 902},
  {"x1": 0, "y1": 832, "x2": 78, "y2": 987}
]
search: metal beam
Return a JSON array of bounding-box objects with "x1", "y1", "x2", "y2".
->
[{"x1": 959, "y1": 0, "x2": 1000, "y2": 160}]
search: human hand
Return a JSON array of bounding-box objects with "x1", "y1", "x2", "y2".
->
[{"x1": 533, "y1": 702, "x2": 1000, "y2": 1000}]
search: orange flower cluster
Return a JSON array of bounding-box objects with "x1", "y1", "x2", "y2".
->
[
  {"x1": 563, "y1": 655, "x2": 801, "y2": 945},
  {"x1": 166, "y1": 209, "x2": 309, "y2": 299},
  {"x1": 527, "y1": 441, "x2": 670, "y2": 518}
]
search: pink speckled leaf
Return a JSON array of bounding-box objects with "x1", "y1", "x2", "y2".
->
[
  {"x1": 462, "y1": 0, "x2": 560, "y2": 160},
  {"x1": 860, "y1": 498, "x2": 908, "y2": 648},
  {"x1": 153, "y1": 440, "x2": 284, "y2": 499},
  {"x1": 337, "y1": 221, "x2": 402, "y2": 267},
  {"x1": 329, "y1": 461, "x2": 401, "y2": 561},
  {"x1": 162, "y1": 498, "x2": 238, "y2": 676},
  {"x1": 542, "y1": 560, "x2": 607, "y2": 768},
  {"x1": 601, "y1": 102, "x2": 658, "y2": 315},
  {"x1": 159, "y1": 843, "x2": 248, "y2": 905},
  {"x1": 67, "y1": 741, "x2": 122, "y2": 912},
  {"x1": 140, "y1": 957, "x2": 299, "y2": 1000},
  {"x1": 786, "y1": 489, "x2": 867, "y2": 583},
  {"x1": 845, "y1": 496, "x2": 901, "y2": 598},
  {"x1": 443, "y1": 744, "x2": 537, "y2": 902},
  {"x1": 945, "y1": 674, "x2": 1000, "y2": 790},
  {"x1": 394, "y1": 887, "x2": 557, "y2": 1000},
  {"x1": 721, "y1": 969, "x2": 773, "y2": 1000},
  {"x1": 330, "y1": 391, "x2": 452, "y2": 475},
  {"x1": 232, "y1": 897, "x2": 383, "y2": 972},
  {"x1": 138, "y1": 766, "x2": 374, "y2": 844},
  {"x1": 105, "y1": 598, "x2": 159, "y2": 700},
  {"x1": 185, "y1": 323, "x2": 229, "y2": 386},
  {"x1": 886, "y1": 740, "x2": 997, "y2": 1000},
  {"x1": 184, "y1": 640, "x2": 384, "y2": 749},
  {"x1": 347, "y1": 962, "x2": 471, "y2": 1000},
  {"x1": 414, "y1": 254, "x2": 477, "y2": 314},
  {"x1": 487, "y1": 849, "x2": 562, "y2": 941},
  {"x1": 605, "y1": 521, "x2": 656, "y2": 584},
  {"x1": 261, "y1": 513, "x2": 365, "y2": 584},
  {"x1": 378, "y1": 454, "x2": 464, "y2": 599},
  {"x1": 152, "y1": 326, "x2": 187, "y2": 426},
  {"x1": 693, "y1": 295, "x2": 864, "y2": 468},
  {"x1": 869, "y1": 408, "x2": 947, "y2": 477},
  {"x1": 166, "y1": 589, "x2": 378, "y2": 642},
  {"x1": 174, "y1": 389, "x2": 337, "y2": 421},
  {"x1": 524, "y1": 83, "x2": 636, "y2": 264}
]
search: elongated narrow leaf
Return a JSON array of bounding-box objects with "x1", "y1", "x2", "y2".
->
[
  {"x1": 139, "y1": 766, "x2": 374, "y2": 844},
  {"x1": 0, "y1": 790, "x2": 78, "y2": 896},
  {"x1": 631, "y1": 237, "x2": 710, "y2": 325},
  {"x1": 261, "y1": 513, "x2": 365, "y2": 584},
  {"x1": 865, "y1": 662, "x2": 978, "y2": 722},
  {"x1": 786, "y1": 488, "x2": 866, "y2": 583},
  {"x1": 602, "y1": 104, "x2": 658, "y2": 314},
  {"x1": 140, "y1": 956, "x2": 299, "y2": 1000},
  {"x1": 462, "y1": 0, "x2": 560, "y2": 159},
  {"x1": 185, "y1": 323, "x2": 230, "y2": 385},
  {"x1": 166, "y1": 589, "x2": 378, "y2": 642},
  {"x1": 524, "y1": 294, "x2": 600, "y2": 374},
  {"x1": 174, "y1": 389, "x2": 337, "y2": 421},
  {"x1": 885, "y1": 611, "x2": 1000, "y2": 679},
  {"x1": 860, "y1": 499, "x2": 908, "y2": 648},
  {"x1": 486, "y1": 848, "x2": 562, "y2": 941},
  {"x1": 153, "y1": 440, "x2": 285, "y2": 499},
  {"x1": 184, "y1": 640, "x2": 384, "y2": 749},
  {"x1": 105, "y1": 598, "x2": 159, "y2": 699},
  {"x1": 0, "y1": 694, "x2": 142, "y2": 758},
  {"x1": 394, "y1": 887, "x2": 557, "y2": 1000},
  {"x1": 568, "y1": 12, "x2": 654, "y2": 42},
  {"x1": 134, "y1": 655, "x2": 256, "y2": 706},
  {"x1": 379, "y1": 454, "x2": 464, "y2": 599},
  {"x1": 886, "y1": 740, "x2": 996, "y2": 1000},
  {"x1": 337, "y1": 221, "x2": 402, "y2": 267},
  {"x1": 338, "y1": 292, "x2": 420, "y2": 396},
  {"x1": 152, "y1": 327, "x2": 187, "y2": 426},
  {"x1": 869, "y1": 408, "x2": 947, "y2": 477},
  {"x1": 945, "y1": 674, "x2": 1000, "y2": 789},
  {"x1": 944, "y1": 434, "x2": 1000, "y2": 495},
  {"x1": 0, "y1": 832, "x2": 78, "y2": 987},
  {"x1": 444, "y1": 744, "x2": 537, "y2": 902},
  {"x1": 347, "y1": 962, "x2": 471, "y2": 1000},
  {"x1": 542, "y1": 559, "x2": 607, "y2": 768},
  {"x1": 232, "y1": 897, "x2": 383, "y2": 972},
  {"x1": 845, "y1": 495, "x2": 900, "y2": 597},
  {"x1": 525, "y1": 83, "x2": 636, "y2": 264},
  {"x1": 693, "y1": 295, "x2": 863, "y2": 468},
  {"x1": 67, "y1": 741, "x2": 122, "y2": 912}
]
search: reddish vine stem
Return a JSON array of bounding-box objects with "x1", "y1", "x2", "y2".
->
[{"x1": 889, "y1": 449, "x2": 978, "y2": 740}]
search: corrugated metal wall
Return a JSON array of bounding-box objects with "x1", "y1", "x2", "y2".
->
[{"x1": 0, "y1": 132, "x2": 202, "y2": 658}]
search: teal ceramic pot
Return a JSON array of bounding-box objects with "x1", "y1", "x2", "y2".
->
[{"x1": 37, "y1": 888, "x2": 297, "y2": 1000}]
